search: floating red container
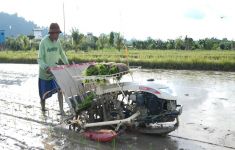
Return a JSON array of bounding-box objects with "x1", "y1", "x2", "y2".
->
[{"x1": 83, "y1": 129, "x2": 117, "y2": 142}]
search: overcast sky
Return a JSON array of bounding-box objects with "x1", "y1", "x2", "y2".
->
[{"x1": 1, "y1": 0, "x2": 235, "y2": 40}]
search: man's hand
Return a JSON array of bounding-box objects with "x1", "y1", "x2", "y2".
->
[
  {"x1": 57, "y1": 59, "x2": 64, "y2": 65},
  {"x1": 45, "y1": 67, "x2": 53, "y2": 76}
]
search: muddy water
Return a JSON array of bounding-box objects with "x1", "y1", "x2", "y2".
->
[{"x1": 0, "y1": 64, "x2": 235, "y2": 150}]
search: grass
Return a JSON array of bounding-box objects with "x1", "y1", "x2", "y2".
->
[{"x1": 0, "y1": 49, "x2": 235, "y2": 71}]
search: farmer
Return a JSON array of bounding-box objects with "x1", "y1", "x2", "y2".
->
[{"x1": 37, "y1": 23, "x2": 69, "y2": 114}]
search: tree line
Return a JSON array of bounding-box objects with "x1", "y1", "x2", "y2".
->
[{"x1": 2, "y1": 29, "x2": 235, "y2": 51}]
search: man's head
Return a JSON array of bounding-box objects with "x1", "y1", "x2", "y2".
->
[{"x1": 48, "y1": 23, "x2": 61, "y2": 42}]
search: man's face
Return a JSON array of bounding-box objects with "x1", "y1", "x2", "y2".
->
[{"x1": 49, "y1": 32, "x2": 60, "y2": 42}]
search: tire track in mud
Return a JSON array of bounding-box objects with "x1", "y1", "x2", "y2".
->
[
  {"x1": 0, "y1": 98, "x2": 69, "y2": 133},
  {"x1": 0, "y1": 98, "x2": 61, "y2": 113},
  {"x1": 0, "y1": 133, "x2": 44, "y2": 150},
  {"x1": 0, "y1": 112, "x2": 58, "y2": 127},
  {"x1": 169, "y1": 135, "x2": 235, "y2": 150},
  {"x1": 0, "y1": 98, "x2": 71, "y2": 125}
]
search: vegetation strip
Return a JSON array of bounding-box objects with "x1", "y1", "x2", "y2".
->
[{"x1": 0, "y1": 50, "x2": 234, "y2": 71}]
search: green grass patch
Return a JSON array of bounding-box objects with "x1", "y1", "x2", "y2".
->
[{"x1": 0, "y1": 49, "x2": 235, "y2": 71}]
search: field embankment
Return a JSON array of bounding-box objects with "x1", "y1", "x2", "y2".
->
[{"x1": 0, "y1": 50, "x2": 234, "y2": 71}]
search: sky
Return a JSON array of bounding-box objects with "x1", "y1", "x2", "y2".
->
[{"x1": 1, "y1": 0, "x2": 235, "y2": 40}]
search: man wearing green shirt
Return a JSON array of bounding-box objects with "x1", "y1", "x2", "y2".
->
[{"x1": 37, "y1": 23, "x2": 69, "y2": 114}]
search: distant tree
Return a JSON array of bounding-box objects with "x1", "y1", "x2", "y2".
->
[
  {"x1": 5, "y1": 37, "x2": 15, "y2": 50},
  {"x1": 210, "y1": 38, "x2": 220, "y2": 50},
  {"x1": 198, "y1": 38, "x2": 220, "y2": 50},
  {"x1": 5, "y1": 35, "x2": 30, "y2": 50},
  {"x1": 71, "y1": 28, "x2": 84, "y2": 51},
  {"x1": 97, "y1": 34, "x2": 109, "y2": 49},
  {"x1": 92, "y1": 36, "x2": 98, "y2": 49},
  {"x1": 146, "y1": 37, "x2": 157, "y2": 49},
  {"x1": 231, "y1": 41, "x2": 235, "y2": 50},
  {"x1": 198, "y1": 39, "x2": 206, "y2": 49},
  {"x1": 175, "y1": 37, "x2": 185, "y2": 50},
  {"x1": 78, "y1": 38, "x2": 87, "y2": 51},
  {"x1": 109, "y1": 32, "x2": 114, "y2": 47},
  {"x1": 204, "y1": 38, "x2": 214, "y2": 50},
  {"x1": 61, "y1": 37, "x2": 73, "y2": 51},
  {"x1": 114, "y1": 33, "x2": 124, "y2": 51},
  {"x1": 166, "y1": 39, "x2": 175, "y2": 49},
  {"x1": 184, "y1": 36, "x2": 194, "y2": 50},
  {"x1": 17, "y1": 35, "x2": 30, "y2": 50},
  {"x1": 132, "y1": 40, "x2": 148, "y2": 49},
  {"x1": 156, "y1": 39, "x2": 167, "y2": 49},
  {"x1": 219, "y1": 43, "x2": 225, "y2": 50},
  {"x1": 86, "y1": 33, "x2": 97, "y2": 50},
  {"x1": 220, "y1": 38, "x2": 232, "y2": 50}
]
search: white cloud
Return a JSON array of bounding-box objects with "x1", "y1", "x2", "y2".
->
[{"x1": 1, "y1": 0, "x2": 235, "y2": 40}]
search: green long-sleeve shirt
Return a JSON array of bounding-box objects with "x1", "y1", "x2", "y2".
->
[{"x1": 37, "y1": 35, "x2": 69, "y2": 80}]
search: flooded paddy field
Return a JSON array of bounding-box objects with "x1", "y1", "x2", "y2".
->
[{"x1": 0, "y1": 63, "x2": 235, "y2": 150}]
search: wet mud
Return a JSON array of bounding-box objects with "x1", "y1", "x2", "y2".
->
[{"x1": 0, "y1": 64, "x2": 235, "y2": 150}]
